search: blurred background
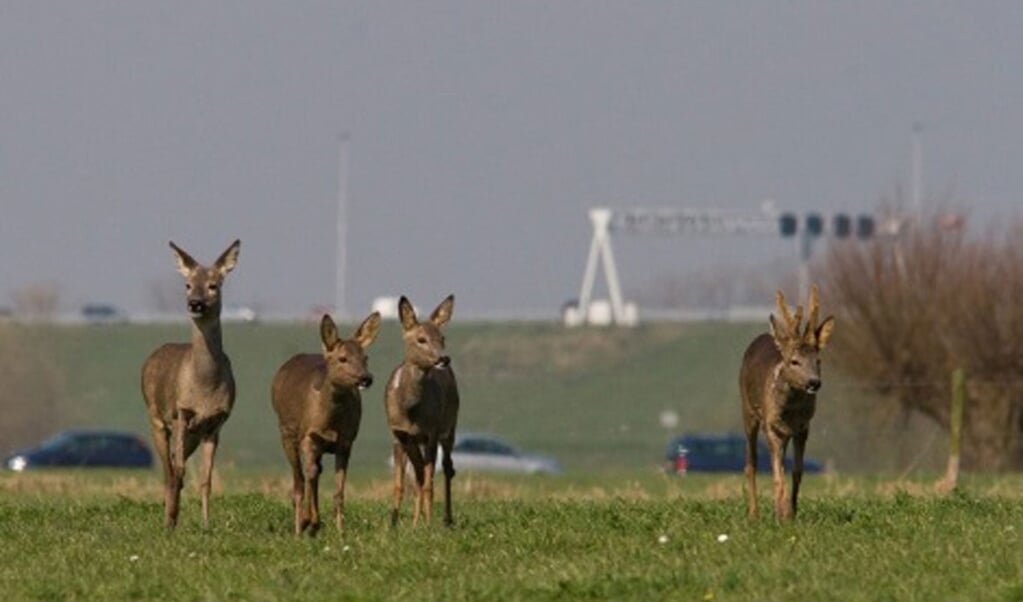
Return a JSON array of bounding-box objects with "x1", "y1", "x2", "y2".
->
[{"x1": 2, "y1": 2, "x2": 1022, "y2": 477}]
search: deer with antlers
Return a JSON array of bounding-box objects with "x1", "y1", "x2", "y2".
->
[{"x1": 739, "y1": 285, "x2": 834, "y2": 521}]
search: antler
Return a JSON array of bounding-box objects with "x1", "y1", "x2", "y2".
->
[
  {"x1": 803, "y1": 285, "x2": 820, "y2": 342},
  {"x1": 775, "y1": 290, "x2": 800, "y2": 338}
]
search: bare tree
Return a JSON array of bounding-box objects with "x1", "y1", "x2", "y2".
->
[
  {"x1": 0, "y1": 324, "x2": 66, "y2": 456},
  {"x1": 12, "y1": 284, "x2": 59, "y2": 321},
  {"x1": 819, "y1": 213, "x2": 1023, "y2": 470},
  {"x1": 149, "y1": 277, "x2": 182, "y2": 313}
]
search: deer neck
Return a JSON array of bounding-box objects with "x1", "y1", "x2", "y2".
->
[
  {"x1": 189, "y1": 317, "x2": 226, "y2": 380},
  {"x1": 770, "y1": 362, "x2": 792, "y2": 398},
  {"x1": 316, "y1": 375, "x2": 356, "y2": 407},
  {"x1": 399, "y1": 362, "x2": 429, "y2": 396}
]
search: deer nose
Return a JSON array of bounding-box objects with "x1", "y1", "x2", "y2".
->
[
  {"x1": 358, "y1": 374, "x2": 374, "y2": 389},
  {"x1": 188, "y1": 300, "x2": 207, "y2": 314},
  {"x1": 807, "y1": 378, "x2": 821, "y2": 392},
  {"x1": 435, "y1": 356, "x2": 451, "y2": 368}
]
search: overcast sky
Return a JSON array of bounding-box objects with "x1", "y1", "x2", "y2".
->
[{"x1": 2, "y1": 2, "x2": 1022, "y2": 319}]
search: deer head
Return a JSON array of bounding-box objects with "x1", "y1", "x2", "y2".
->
[
  {"x1": 169, "y1": 239, "x2": 240, "y2": 321},
  {"x1": 768, "y1": 285, "x2": 835, "y2": 394},
  {"x1": 398, "y1": 295, "x2": 454, "y2": 370},
  {"x1": 319, "y1": 312, "x2": 381, "y2": 390}
]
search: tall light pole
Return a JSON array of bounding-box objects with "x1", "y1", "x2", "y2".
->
[
  {"x1": 335, "y1": 133, "x2": 350, "y2": 322},
  {"x1": 911, "y1": 122, "x2": 923, "y2": 216}
]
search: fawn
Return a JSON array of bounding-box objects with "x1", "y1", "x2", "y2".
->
[
  {"x1": 385, "y1": 295, "x2": 459, "y2": 527},
  {"x1": 271, "y1": 312, "x2": 381, "y2": 536}
]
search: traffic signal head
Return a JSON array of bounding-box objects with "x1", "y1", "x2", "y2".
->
[
  {"x1": 857, "y1": 215, "x2": 875, "y2": 239},
  {"x1": 833, "y1": 214, "x2": 852, "y2": 238},
  {"x1": 779, "y1": 213, "x2": 798, "y2": 237},
  {"x1": 805, "y1": 213, "x2": 824, "y2": 237}
]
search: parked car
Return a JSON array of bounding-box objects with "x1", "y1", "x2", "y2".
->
[
  {"x1": 664, "y1": 433, "x2": 824, "y2": 475},
  {"x1": 388, "y1": 433, "x2": 562, "y2": 475},
  {"x1": 80, "y1": 303, "x2": 128, "y2": 324},
  {"x1": 4, "y1": 430, "x2": 153, "y2": 471}
]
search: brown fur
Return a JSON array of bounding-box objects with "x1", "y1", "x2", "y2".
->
[
  {"x1": 141, "y1": 239, "x2": 240, "y2": 529},
  {"x1": 385, "y1": 294, "x2": 460, "y2": 528},
  {"x1": 739, "y1": 285, "x2": 834, "y2": 521},
  {"x1": 270, "y1": 312, "x2": 380, "y2": 536}
]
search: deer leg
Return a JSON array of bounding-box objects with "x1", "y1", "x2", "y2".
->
[
  {"x1": 441, "y1": 437, "x2": 455, "y2": 528},
  {"x1": 198, "y1": 434, "x2": 219, "y2": 530},
  {"x1": 390, "y1": 442, "x2": 406, "y2": 528},
  {"x1": 743, "y1": 421, "x2": 760, "y2": 520},
  {"x1": 422, "y1": 442, "x2": 438, "y2": 526},
  {"x1": 300, "y1": 437, "x2": 322, "y2": 536},
  {"x1": 333, "y1": 445, "x2": 351, "y2": 534},
  {"x1": 403, "y1": 443, "x2": 426, "y2": 528},
  {"x1": 167, "y1": 410, "x2": 192, "y2": 528},
  {"x1": 791, "y1": 430, "x2": 809, "y2": 519},
  {"x1": 281, "y1": 438, "x2": 304, "y2": 536},
  {"x1": 767, "y1": 431, "x2": 791, "y2": 522},
  {"x1": 150, "y1": 422, "x2": 176, "y2": 529}
]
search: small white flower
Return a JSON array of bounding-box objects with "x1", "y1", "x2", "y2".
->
[
  {"x1": 716, "y1": 534, "x2": 729, "y2": 543},
  {"x1": 129, "y1": 555, "x2": 140, "y2": 562},
  {"x1": 657, "y1": 534, "x2": 669, "y2": 544},
  {"x1": 323, "y1": 546, "x2": 331, "y2": 553},
  {"x1": 188, "y1": 552, "x2": 197, "y2": 559},
  {"x1": 342, "y1": 545, "x2": 351, "y2": 553}
]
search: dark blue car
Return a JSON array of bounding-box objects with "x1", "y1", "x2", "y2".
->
[
  {"x1": 5, "y1": 430, "x2": 153, "y2": 471},
  {"x1": 664, "y1": 433, "x2": 824, "y2": 474}
]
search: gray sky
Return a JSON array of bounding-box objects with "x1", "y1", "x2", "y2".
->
[{"x1": 2, "y1": 2, "x2": 1022, "y2": 319}]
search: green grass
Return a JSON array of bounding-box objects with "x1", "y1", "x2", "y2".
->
[{"x1": 1, "y1": 472, "x2": 1021, "y2": 601}]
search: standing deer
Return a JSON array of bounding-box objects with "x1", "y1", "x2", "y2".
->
[
  {"x1": 271, "y1": 312, "x2": 381, "y2": 536},
  {"x1": 739, "y1": 285, "x2": 834, "y2": 521},
  {"x1": 141, "y1": 239, "x2": 240, "y2": 529},
  {"x1": 385, "y1": 295, "x2": 459, "y2": 528}
]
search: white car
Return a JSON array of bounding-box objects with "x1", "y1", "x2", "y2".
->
[{"x1": 387, "y1": 433, "x2": 562, "y2": 475}]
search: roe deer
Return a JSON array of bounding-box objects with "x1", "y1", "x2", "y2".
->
[
  {"x1": 141, "y1": 239, "x2": 240, "y2": 529},
  {"x1": 739, "y1": 285, "x2": 834, "y2": 521},
  {"x1": 271, "y1": 312, "x2": 381, "y2": 536},
  {"x1": 385, "y1": 295, "x2": 459, "y2": 528}
]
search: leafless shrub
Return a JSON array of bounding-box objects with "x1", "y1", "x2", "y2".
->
[
  {"x1": 819, "y1": 213, "x2": 1023, "y2": 470},
  {"x1": 0, "y1": 325, "x2": 66, "y2": 456},
  {"x1": 12, "y1": 284, "x2": 60, "y2": 321}
]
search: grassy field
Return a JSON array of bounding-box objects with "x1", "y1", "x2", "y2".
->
[
  {"x1": 0, "y1": 471, "x2": 1021, "y2": 601},
  {"x1": 3, "y1": 320, "x2": 947, "y2": 477}
]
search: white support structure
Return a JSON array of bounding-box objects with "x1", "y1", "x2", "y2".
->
[
  {"x1": 568, "y1": 204, "x2": 779, "y2": 327},
  {"x1": 571, "y1": 208, "x2": 632, "y2": 326}
]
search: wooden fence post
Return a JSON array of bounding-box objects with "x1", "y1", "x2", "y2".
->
[{"x1": 940, "y1": 367, "x2": 965, "y2": 492}]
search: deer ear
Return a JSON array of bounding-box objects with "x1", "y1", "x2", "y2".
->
[
  {"x1": 769, "y1": 314, "x2": 788, "y2": 351},
  {"x1": 815, "y1": 316, "x2": 835, "y2": 350},
  {"x1": 398, "y1": 296, "x2": 417, "y2": 331},
  {"x1": 214, "y1": 239, "x2": 241, "y2": 275},
  {"x1": 354, "y1": 311, "x2": 381, "y2": 349},
  {"x1": 320, "y1": 314, "x2": 341, "y2": 351},
  {"x1": 430, "y1": 294, "x2": 455, "y2": 327},
  {"x1": 169, "y1": 241, "x2": 198, "y2": 278}
]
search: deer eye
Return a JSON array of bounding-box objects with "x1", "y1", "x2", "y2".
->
[
  {"x1": 790, "y1": 359, "x2": 801, "y2": 366},
  {"x1": 417, "y1": 337, "x2": 427, "y2": 344},
  {"x1": 338, "y1": 356, "x2": 348, "y2": 364},
  {"x1": 208, "y1": 283, "x2": 219, "y2": 292},
  {"x1": 185, "y1": 283, "x2": 192, "y2": 291}
]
